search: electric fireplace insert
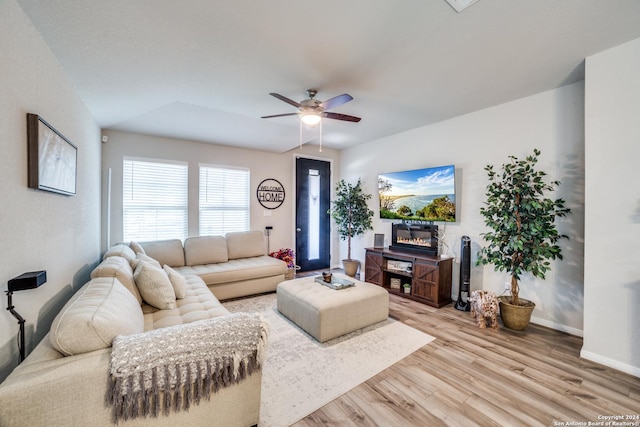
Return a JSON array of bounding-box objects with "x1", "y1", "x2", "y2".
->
[{"x1": 390, "y1": 222, "x2": 438, "y2": 256}]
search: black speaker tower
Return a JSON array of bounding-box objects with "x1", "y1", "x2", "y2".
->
[{"x1": 454, "y1": 236, "x2": 471, "y2": 311}]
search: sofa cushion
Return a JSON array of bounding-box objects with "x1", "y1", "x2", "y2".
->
[
  {"x1": 163, "y1": 264, "x2": 187, "y2": 299},
  {"x1": 139, "y1": 239, "x2": 185, "y2": 267},
  {"x1": 49, "y1": 277, "x2": 144, "y2": 356},
  {"x1": 134, "y1": 262, "x2": 177, "y2": 309},
  {"x1": 184, "y1": 235, "x2": 229, "y2": 265},
  {"x1": 226, "y1": 231, "x2": 265, "y2": 260},
  {"x1": 90, "y1": 256, "x2": 142, "y2": 304},
  {"x1": 142, "y1": 275, "x2": 229, "y2": 330},
  {"x1": 103, "y1": 244, "x2": 137, "y2": 266},
  {"x1": 175, "y1": 255, "x2": 287, "y2": 285}
]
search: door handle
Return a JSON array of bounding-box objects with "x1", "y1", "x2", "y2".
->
[{"x1": 296, "y1": 228, "x2": 301, "y2": 232}]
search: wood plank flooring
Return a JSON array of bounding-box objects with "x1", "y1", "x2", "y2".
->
[{"x1": 289, "y1": 282, "x2": 640, "y2": 426}]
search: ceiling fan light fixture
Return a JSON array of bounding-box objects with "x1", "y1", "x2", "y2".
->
[{"x1": 301, "y1": 113, "x2": 321, "y2": 126}]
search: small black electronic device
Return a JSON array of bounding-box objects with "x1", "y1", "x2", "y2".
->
[{"x1": 8, "y1": 271, "x2": 47, "y2": 292}]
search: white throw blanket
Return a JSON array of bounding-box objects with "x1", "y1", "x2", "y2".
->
[{"x1": 107, "y1": 312, "x2": 268, "y2": 422}]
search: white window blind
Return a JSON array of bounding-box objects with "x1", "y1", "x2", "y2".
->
[
  {"x1": 199, "y1": 165, "x2": 250, "y2": 236},
  {"x1": 123, "y1": 159, "x2": 188, "y2": 242}
]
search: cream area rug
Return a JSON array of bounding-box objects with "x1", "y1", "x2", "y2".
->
[{"x1": 223, "y1": 293, "x2": 435, "y2": 427}]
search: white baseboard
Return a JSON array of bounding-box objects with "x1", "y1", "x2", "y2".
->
[
  {"x1": 580, "y1": 350, "x2": 640, "y2": 378},
  {"x1": 530, "y1": 315, "x2": 584, "y2": 337}
]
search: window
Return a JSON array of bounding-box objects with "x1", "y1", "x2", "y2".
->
[
  {"x1": 123, "y1": 158, "x2": 188, "y2": 242},
  {"x1": 199, "y1": 165, "x2": 249, "y2": 236}
]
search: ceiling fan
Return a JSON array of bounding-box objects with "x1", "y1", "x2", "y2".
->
[{"x1": 261, "y1": 89, "x2": 362, "y2": 125}]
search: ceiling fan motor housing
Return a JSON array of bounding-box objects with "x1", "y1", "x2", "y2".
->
[{"x1": 301, "y1": 98, "x2": 322, "y2": 111}]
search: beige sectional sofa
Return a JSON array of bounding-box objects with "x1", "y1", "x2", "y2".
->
[
  {"x1": 0, "y1": 230, "x2": 283, "y2": 427},
  {"x1": 136, "y1": 230, "x2": 288, "y2": 300}
]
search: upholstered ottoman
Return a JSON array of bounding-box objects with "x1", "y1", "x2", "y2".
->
[{"x1": 276, "y1": 273, "x2": 389, "y2": 342}]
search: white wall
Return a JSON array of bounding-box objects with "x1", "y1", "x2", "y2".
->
[
  {"x1": 583, "y1": 37, "x2": 640, "y2": 377},
  {"x1": 340, "y1": 82, "x2": 586, "y2": 335},
  {"x1": 0, "y1": 0, "x2": 101, "y2": 381},
  {"x1": 101, "y1": 130, "x2": 341, "y2": 263}
]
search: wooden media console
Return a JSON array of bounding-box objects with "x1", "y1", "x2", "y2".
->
[{"x1": 364, "y1": 247, "x2": 452, "y2": 308}]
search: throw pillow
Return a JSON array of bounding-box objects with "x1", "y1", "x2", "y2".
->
[
  {"x1": 129, "y1": 241, "x2": 145, "y2": 255},
  {"x1": 49, "y1": 277, "x2": 144, "y2": 356},
  {"x1": 134, "y1": 261, "x2": 176, "y2": 309},
  {"x1": 90, "y1": 256, "x2": 142, "y2": 304},
  {"x1": 163, "y1": 265, "x2": 187, "y2": 299}
]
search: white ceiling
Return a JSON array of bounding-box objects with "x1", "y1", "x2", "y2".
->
[{"x1": 16, "y1": 0, "x2": 640, "y2": 153}]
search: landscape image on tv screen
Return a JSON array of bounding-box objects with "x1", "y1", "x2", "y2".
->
[{"x1": 378, "y1": 164, "x2": 456, "y2": 222}]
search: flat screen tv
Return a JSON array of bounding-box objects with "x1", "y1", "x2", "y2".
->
[{"x1": 378, "y1": 164, "x2": 456, "y2": 222}]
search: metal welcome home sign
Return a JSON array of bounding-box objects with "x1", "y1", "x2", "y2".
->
[{"x1": 256, "y1": 178, "x2": 285, "y2": 209}]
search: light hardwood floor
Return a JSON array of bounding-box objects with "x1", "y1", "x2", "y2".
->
[{"x1": 292, "y1": 289, "x2": 640, "y2": 426}]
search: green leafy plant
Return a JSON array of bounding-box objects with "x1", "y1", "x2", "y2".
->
[
  {"x1": 476, "y1": 149, "x2": 571, "y2": 306},
  {"x1": 328, "y1": 179, "x2": 374, "y2": 260}
]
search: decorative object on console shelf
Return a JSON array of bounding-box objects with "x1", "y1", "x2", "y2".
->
[
  {"x1": 387, "y1": 260, "x2": 412, "y2": 273},
  {"x1": 7, "y1": 270, "x2": 47, "y2": 362},
  {"x1": 27, "y1": 113, "x2": 77, "y2": 196},
  {"x1": 328, "y1": 179, "x2": 374, "y2": 277},
  {"x1": 390, "y1": 278, "x2": 401, "y2": 289},
  {"x1": 402, "y1": 283, "x2": 411, "y2": 294}
]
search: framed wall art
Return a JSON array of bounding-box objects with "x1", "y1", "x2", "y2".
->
[{"x1": 27, "y1": 113, "x2": 77, "y2": 196}]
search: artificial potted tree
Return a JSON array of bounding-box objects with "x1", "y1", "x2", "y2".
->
[
  {"x1": 328, "y1": 179, "x2": 374, "y2": 277},
  {"x1": 476, "y1": 149, "x2": 571, "y2": 330}
]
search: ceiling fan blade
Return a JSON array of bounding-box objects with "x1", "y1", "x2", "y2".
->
[
  {"x1": 319, "y1": 93, "x2": 353, "y2": 110},
  {"x1": 269, "y1": 93, "x2": 302, "y2": 108},
  {"x1": 322, "y1": 112, "x2": 361, "y2": 122},
  {"x1": 261, "y1": 113, "x2": 299, "y2": 119}
]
